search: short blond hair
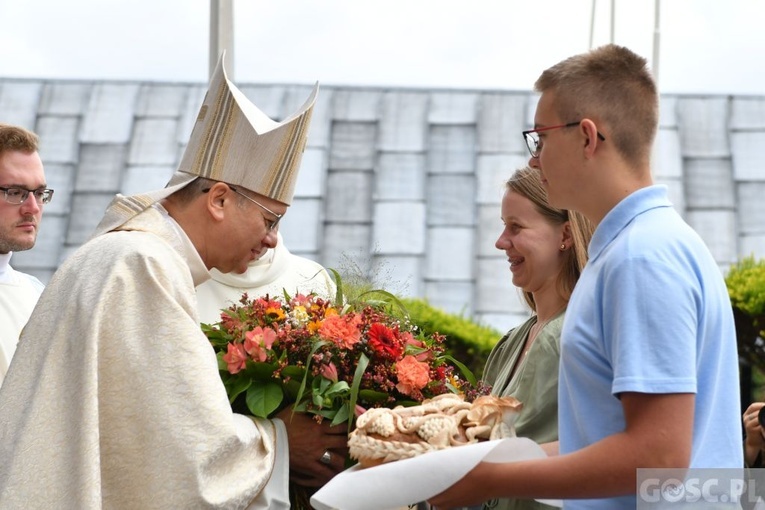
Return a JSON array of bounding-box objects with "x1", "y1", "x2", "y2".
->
[
  {"x1": 0, "y1": 123, "x2": 39, "y2": 155},
  {"x1": 534, "y1": 44, "x2": 658, "y2": 167}
]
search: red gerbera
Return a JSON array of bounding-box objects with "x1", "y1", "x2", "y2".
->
[{"x1": 367, "y1": 323, "x2": 404, "y2": 359}]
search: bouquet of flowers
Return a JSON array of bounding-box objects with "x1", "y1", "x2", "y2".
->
[{"x1": 202, "y1": 279, "x2": 488, "y2": 428}]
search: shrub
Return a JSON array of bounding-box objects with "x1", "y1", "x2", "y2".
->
[
  {"x1": 726, "y1": 256, "x2": 765, "y2": 318},
  {"x1": 725, "y1": 256, "x2": 765, "y2": 372}
]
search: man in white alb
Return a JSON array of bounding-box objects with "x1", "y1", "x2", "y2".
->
[{"x1": 0, "y1": 123, "x2": 52, "y2": 387}]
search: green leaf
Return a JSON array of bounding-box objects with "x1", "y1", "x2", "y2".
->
[
  {"x1": 445, "y1": 381, "x2": 461, "y2": 394},
  {"x1": 313, "y1": 376, "x2": 332, "y2": 394},
  {"x1": 328, "y1": 268, "x2": 344, "y2": 307},
  {"x1": 216, "y1": 351, "x2": 228, "y2": 371},
  {"x1": 330, "y1": 402, "x2": 350, "y2": 426},
  {"x1": 245, "y1": 361, "x2": 277, "y2": 380},
  {"x1": 347, "y1": 352, "x2": 370, "y2": 431},
  {"x1": 293, "y1": 340, "x2": 328, "y2": 412},
  {"x1": 282, "y1": 379, "x2": 303, "y2": 400},
  {"x1": 317, "y1": 408, "x2": 338, "y2": 419},
  {"x1": 357, "y1": 289, "x2": 408, "y2": 315},
  {"x1": 226, "y1": 376, "x2": 252, "y2": 403},
  {"x1": 442, "y1": 354, "x2": 477, "y2": 387},
  {"x1": 325, "y1": 381, "x2": 350, "y2": 398},
  {"x1": 281, "y1": 365, "x2": 306, "y2": 380},
  {"x1": 245, "y1": 382, "x2": 284, "y2": 419},
  {"x1": 205, "y1": 328, "x2": 234, "y2": 348},
  {"x1": 358, "y1": 388, "x2": 390, "y2": 403},
  {"x1": 281, "y1": 365, "x2": 307, "y2": 399}
]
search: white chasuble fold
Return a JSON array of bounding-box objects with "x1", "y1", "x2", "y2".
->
[{"x1": 0, "y1": 205, "x2": 284, "y2": 509}]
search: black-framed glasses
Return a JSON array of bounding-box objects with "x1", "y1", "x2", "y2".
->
[
  {"x1": 0, "y1": 186, "x2": 54, "y2": 205},
  {"x1": 522, "y1": 121, "x2": 606, "y2": 158},
  {"x1": 202, "y1": 185, "x2": 282, "y2": 232}
]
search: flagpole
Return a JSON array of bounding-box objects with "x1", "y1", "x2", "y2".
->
[
  {"x1": 652, "y1": 0, "x2": 661, "y2": 85},
  {"x1": 610, "y1": 0, "x2": 616, "y2": 43},
  {"x1": 209, "y1": 0, "x2": 235, "y2": 79},
  {"x1": 650, "y1": 0, "x2": 662, "y2": 186}
]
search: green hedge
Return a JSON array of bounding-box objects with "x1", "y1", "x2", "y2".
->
[
  {"x1": 725, "y1": 256, "x2": 765, "y2": 373},
  {"x1": 327, "y1": 270, "x2": 503, "y2": 379},
  {"x1": 400, "y1": 297, "x2": 503, "y2": 379},
  {"x1": 726, "y1": 256, "x2": 765, "y2": 318}
]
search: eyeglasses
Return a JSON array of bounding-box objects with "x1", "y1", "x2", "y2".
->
[
  {"x1": 203, "y1": 185, "x2": 282, "y2": 232},
  {"x1": 522, "y1": 121, "x2": 606, "y2": 158},
  {"x1": 0, "y1": 186, "x2": 54, "y2": 205},
  {"x1": 229, "y1": 186, "x2": 282, "y2": 232}
]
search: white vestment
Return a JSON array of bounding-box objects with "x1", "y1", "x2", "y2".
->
[
  {"x1": 196, "y1": 232, "x2": 336, "y2": 325},
  {"x1": 0, "y1": 251, "x2": 44, "y2": 387},
  {"x1": 0, "y1": 204, "x2": 289, "y2": 509}
]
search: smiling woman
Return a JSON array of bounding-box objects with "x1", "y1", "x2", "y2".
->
[{"x1": 480, "y1": 166, "x2": 593, "y2": 510}]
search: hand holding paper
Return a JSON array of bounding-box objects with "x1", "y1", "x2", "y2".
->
[{"x1": 311, "y1": 437, "x2": 562, "y2": 510}]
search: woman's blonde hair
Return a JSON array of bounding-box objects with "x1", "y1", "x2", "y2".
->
[{"x1": 506, "y1": 167, "x2": 594, "y2": 311}]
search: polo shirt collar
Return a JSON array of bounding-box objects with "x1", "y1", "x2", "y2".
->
[{"x1": 588, "y1": 185, "x2": 672, "y2": 262}]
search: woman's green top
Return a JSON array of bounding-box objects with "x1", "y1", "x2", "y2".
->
[{"x1": 479, "y1": 309, "x2": 565, "y2": 510}]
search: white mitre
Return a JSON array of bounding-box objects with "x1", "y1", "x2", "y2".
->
[{"x1": 93, "y1": 52, "x2": 319, "y2": 237}]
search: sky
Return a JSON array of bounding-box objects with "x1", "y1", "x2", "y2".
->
[{"x1": 0, "y1": 0, "x2": 763, "y2": 96}]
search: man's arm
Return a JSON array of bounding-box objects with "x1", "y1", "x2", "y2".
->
[
  {"x1": 429, "y1": 392, "x2": 694, "y2": 507},
  {"x1": 540, "y1": 440, "x2": 559, "y2": 457}
]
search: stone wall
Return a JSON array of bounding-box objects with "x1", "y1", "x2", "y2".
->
[{"x1": 2, "y1": 78, "x2": 763, "y2": 333}]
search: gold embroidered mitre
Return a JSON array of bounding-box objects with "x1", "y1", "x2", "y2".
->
[
  {"x1": 178, "y1": 54, "x2": 318, "y2": 205},
  {"x1": 92, "y1": 53, "x2": 319, "y2": 237}
]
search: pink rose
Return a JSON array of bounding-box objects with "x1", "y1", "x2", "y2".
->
[
  {"x1": 290, "y1": 293, "x2": 312, "y2": 307},
  {"x1": 401, "y1": 331, "x2": 420, "y2": 347},
  {"x1": 222, "y1": 342, "x2": 248, "y2": 374},
  {"x1": 244, "y1": 326, "x2": 276, "y2": 362}
]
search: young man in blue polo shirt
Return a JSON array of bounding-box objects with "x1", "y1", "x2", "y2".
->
[{"x1": 429, "y1": 44, "x2": 741, "y2": 509}]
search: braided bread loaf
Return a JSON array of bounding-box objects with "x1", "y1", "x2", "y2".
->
[{"x1": 348, "y1": 393, "x2": 523, "y2": 468}]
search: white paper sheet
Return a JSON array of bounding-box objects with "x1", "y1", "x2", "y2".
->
[{"x1": 311, "y1": 437, "x2": 562, "y2": 510}]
